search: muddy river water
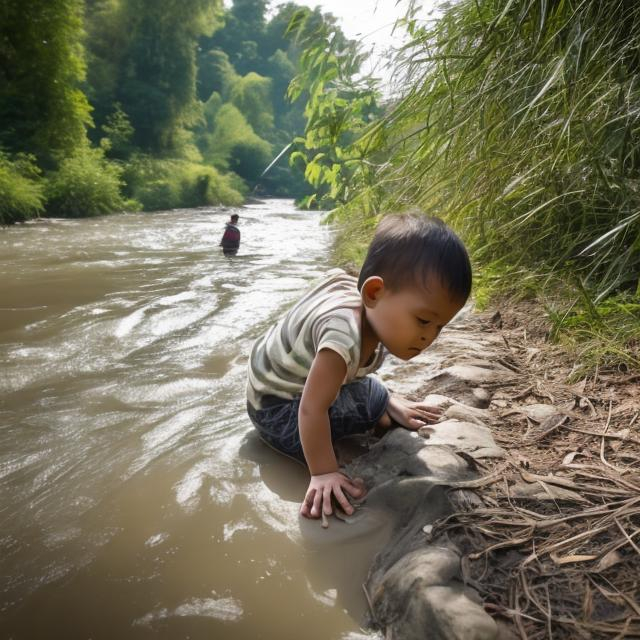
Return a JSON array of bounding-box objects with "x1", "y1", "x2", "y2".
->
[{"x1": 0, "y1": 200, "x2": 387, "y2": 639}]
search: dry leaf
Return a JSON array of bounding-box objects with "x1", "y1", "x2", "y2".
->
[
  {"x1": 525, "y1": 413, "x2": 570, "y2": 443},
  {"x1": 510, "y1": 480, "x2": 588, "y2": 503},
  {"x1": 592, "y1": 549, "x2": 624, "y2": 572},
  {"x1": 609, "y1": 429, "x2": 630, "y2": 452},
  {"x1": 583, "y1": 581, "x2": 593, "y2": 619},
  {"x1": 570, "y1": 379, "x2": 588, "y2": 396},
  {"x1": 519, "y1": 469, "x2": 581, "y2": 490},
  {"x1": 562, "y1": 451, "x2": 580, "y2": 465},
  {"x1": 550, "y1": 552, "x2": 597, "y2": 565}
]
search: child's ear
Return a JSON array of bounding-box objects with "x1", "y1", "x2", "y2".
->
[{"x1": 361, "y1": 276, "x2": 385, "y2": 307}]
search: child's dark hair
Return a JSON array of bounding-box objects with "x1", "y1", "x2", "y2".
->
[
  {"x1": 230, "y1": 213, "x2": 239, "y2": 222},
  {"x1": 358, "y1": 214, "x2": 472, "y2": 301}
]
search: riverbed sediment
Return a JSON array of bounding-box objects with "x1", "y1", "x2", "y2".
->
[{"x1": 323, "y1": 303, "x2": 639, "y2": 639}]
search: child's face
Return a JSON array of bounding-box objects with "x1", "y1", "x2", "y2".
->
[{"x1": 363, "y1": 274, "x2": 464, "y2": 360}]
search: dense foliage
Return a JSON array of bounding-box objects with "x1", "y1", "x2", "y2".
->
[
  {"x1": 44, "y1": 146, "x2": 126, "y2": 218},
  {"x1": 0, "y1": 0, "x2": 351, "y2": 222},
  {"x1": 285, "y1": 9, "x2": 381, "y2": 210},
  {"x1": 0, "y1": 152, "x2": 45, "y2": 225},
  {"x1": 291, "y1": 0, "x2": 640, "y2": 367},
  {"x1": 0, "y1": 0, "x2": 92, "y2": 163}
]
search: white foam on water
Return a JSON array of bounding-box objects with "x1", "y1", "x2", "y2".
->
[{"x1": 134, "y1": 595, "x2": 244, "y2": 626}]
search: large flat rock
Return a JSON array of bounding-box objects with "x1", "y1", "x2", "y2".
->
[{"x1": 419, "y1": 419, "x2": 505, "y2": 459}]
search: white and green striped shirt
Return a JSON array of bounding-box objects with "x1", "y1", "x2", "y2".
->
[{"x1": 247, "y1": 269, "x2": 386, "y2": 411}]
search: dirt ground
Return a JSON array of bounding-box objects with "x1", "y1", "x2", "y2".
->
[{"x1": 424, "y1": 301, "x2": 640, "y2": 639}]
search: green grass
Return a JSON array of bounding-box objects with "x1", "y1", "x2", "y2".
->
[
  {"x1": 316, "y1": 0, "x2": 640, "y2": 371},
  {"x1": 548, "y1": 292, "x2": 640, "y2": 374}
]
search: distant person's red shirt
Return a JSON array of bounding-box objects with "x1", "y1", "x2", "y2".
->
[{"x1": 220, "y1": 223, "x2": 240, "y2": 252}]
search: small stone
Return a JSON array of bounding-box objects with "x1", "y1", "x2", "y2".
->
[
  {"x1": 422, "y1": 524, "x2": 433, "y2": 535},
  {"x1": 522, "y1": 403, "x2": 559, "y2": 423},
  {"x1": 472, "y1": 387, "x2": 491, "y2": 408}
]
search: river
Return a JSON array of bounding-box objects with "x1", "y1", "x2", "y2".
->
[{"x1": 0, "y1": 200, "x2": 383, "y2": 639}]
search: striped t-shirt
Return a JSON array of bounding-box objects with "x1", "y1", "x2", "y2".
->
[{"x1": 247, "y1": 269, "x2": 386, "y2": 411}]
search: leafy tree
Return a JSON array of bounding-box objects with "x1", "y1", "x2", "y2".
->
[
  {"x1": 113, "y1": 0, "x2": 223, "y2": 154},
  {"x1": 266, "y1": 49, "x2": 298, "y2": 127},
  {"x1": 262, "y1": 3, "x2": 300, "y2": 57},
  {"x1": 99, "y1": 103, "x2": 135, "y2": 159},
  {"x1": 0, "y1": 0, "x2": 92, "y2": 164},
  {"x1": 122, "y1": 155, "x2": 244, "y2": 210},
  {"x1": 202, "y1": 92, "x2": 224, "y2": 129},
  {"x1": 196, "y1": 49, "x2": 238, "y2": 101},
  {"x1": 286, "y1": 9, "x2": 381, "y2": 209},
  {"x1": 230, "y1": 0, "x2": 267, "y2": 38},
  {"x1": 229, "y1": 72, "x2": 274, "y2": 137},
  {"x1": 204, "y1": 103, "x2": 272, "y2": 182},
  {"x1": 45, "y1": 146, "x2": 125, "y2": 217},
  {"x1": 84, "y1": 0, "x2": 129, "y2": 143},
  {"x1": 204, "y1": 0, "x2": 267, "y2": 74}
]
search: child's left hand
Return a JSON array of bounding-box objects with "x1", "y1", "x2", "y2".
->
[{"x1": 386, "y1": 395, "x2": 442, "y2": 430}]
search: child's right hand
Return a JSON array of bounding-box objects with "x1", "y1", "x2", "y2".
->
[{"x1": 300, "y1": 472, "x2": 365, "y2": 519}]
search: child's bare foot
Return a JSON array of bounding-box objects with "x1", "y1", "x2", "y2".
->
[{"x1": 377, "y1": 411, "x2": 392, "y2": 429}]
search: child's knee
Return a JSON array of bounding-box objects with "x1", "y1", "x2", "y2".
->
[{"x1": 377, "y1": 411, "x2": 392, "y2": 429}]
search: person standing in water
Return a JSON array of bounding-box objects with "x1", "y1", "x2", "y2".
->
[{"x1": 220, "y1": 213, "x2": 241, "y2": 256}]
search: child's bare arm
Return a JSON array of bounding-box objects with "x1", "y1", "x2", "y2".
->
[
  {"x1": 298, "y1": 349, "x2": 363, "y2": 518},
  {"x1": 299, "y1": 348, "x2": 344, "y2": 475}
]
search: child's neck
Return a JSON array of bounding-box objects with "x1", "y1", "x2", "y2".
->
[{"x1": 359, "y1": 305, "x2": 379, "y2": 368}]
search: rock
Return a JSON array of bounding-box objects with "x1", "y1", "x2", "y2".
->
[
  {"x1": 418, "y1": 419, "x2": 505, "y2": 459},
  {"x1": 310, "y1": 314, "x2": 519, "y2": 639},
  {"x1": 424, "y1": 331, "x2": 503, "y2": 364},
  {"x1": 423, "y1": 393, "x2": 491, "y2": 425},
  {"x1": 510, "y1": 480, "x2": 587, "y2": 503},
  {"x1": 472, "y1": 387, "x2": 492, "y2": 408},
  {"x1": 414, "y1": 445, "x2": 477, "y2": 481},
  {"x1": 435, "y1": 363, "x2": 515, "y2": 385},
  {"x1": 345, "y1": 429, "x2": 474, "y2": 486},
  {"x1": 419, "y1": 365, "x2": 511, "y2": 407},
  {"x1": 371, "y1": 547, "x2": 498, "y2": 640},
  {"x1": 448, "y1": 488, "x2": 485, "y2": 510},
  {"x1": 334, "y1": 424, "x2": 502, "y2": 638},
  {"x1": 444, "y1": 404, "x2": 488, "y2": 425},
  {"x1": 418, "y1": 586, "x2": 498, "y2": 640},
  {"x1": 521, "y1": 403, "x2": 560, "y2": 422}
]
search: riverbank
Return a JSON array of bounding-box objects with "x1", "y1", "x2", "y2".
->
[{"x1": 337, "y1": 298, "x2": 639, "y2": 639}]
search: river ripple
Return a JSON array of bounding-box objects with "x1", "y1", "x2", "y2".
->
[{"x1": 0, "y1": 201, "x2": 378, "y2": 639}]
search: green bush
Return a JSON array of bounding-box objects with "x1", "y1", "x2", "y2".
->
[
  {"x1": 45, "y1": 147, "x2": 126, "y2": 217},
  {"x1": 228, "y1": 139, "x2": 274, "y2": 182},
  {"x1": 0, "y1": 152, "x2": 45, "y2": 224},
  {"x1": 122, "y1": 155, "x2": 244, "y2": 211},
  {"x1": 202, "y1": 103, "x2": 272, "y2": 181}
]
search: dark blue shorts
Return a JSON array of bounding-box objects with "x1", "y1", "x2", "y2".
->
[{"x1": 247, "y1": 376, "x2": 389, "y2": 463}]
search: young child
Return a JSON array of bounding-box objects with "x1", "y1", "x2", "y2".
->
[
  {"x1": 220, "y1": 213, "x2": 241, "y2": 255},
  {"x1": 246, "y1": 214, "x2": 472, "y2": 520}
]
